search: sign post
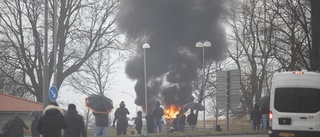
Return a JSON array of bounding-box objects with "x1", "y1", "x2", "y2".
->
[
  {"x1": 48, "y1": 86, "x2": 58, "y2": 102},
  {"x1": 216, "y1": 70, "x2": 241, "y2": 131}
]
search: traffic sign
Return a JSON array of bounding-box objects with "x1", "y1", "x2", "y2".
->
[{"x1": 48, "y1": 86, "x2": 58, "y2": 102}]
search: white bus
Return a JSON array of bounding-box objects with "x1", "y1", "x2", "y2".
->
[{"x1": 269, "y1": 71, "x2": 320, "y2": 137}]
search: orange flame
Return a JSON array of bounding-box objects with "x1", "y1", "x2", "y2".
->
[{"x1": 164, "y1": 105, "x2": 181, "y2": 119}]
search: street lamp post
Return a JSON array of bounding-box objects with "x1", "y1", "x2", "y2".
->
[
  {"x1": 121, "y1": 91, "x2": 137, "y2": 113},
  {"x1": 142, "y1": 43, "x2": 150, "y2": 134},
  {"x1": 196, "y1": 41, "x2": 211, "y2": 130}
]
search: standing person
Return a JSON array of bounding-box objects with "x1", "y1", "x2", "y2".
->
[
  {"x1": 176, "y1": 109, "x2": 186, "y2": 132},
  {"x1": 145, "y1": 110, "x2": 154, "y2": 133},
  {"x1": 10, "y1": 115, "x2": 29, "y2": 137},
  {"x1": 63, "y1": 104, "x2": 87, "y2": 137},
  {"x1": 173, "y1": 114, "x2": 179, "y2": 132},
  {"x1": 2, "y1": 117, "x2": 13, "y2": 137},
  {"x1": 112, "y1": 101, "x2": 130, "y2": 135},
  {"x1": 93, "y1": 112, "x2": 109, "y2": 137},
  {"x1": 151, "y1": 101, "x2": 164, "y2": 133},
  {"x1": 37, "y1": 102, "x2": 68, "y2": 137},
  {"x1": 250, "y1": 104, "x2": 262, "y2": 130},
  {"x1": 187, "y1": 110, "x2": 197, "y2": 132},
  {"x1": 31, "y1": 116, "x2": 40, "y2": 137},
  {"x1": 134, "y1": 111, "x2": 143, "y2": 134},
  {"x1": 260, "y1": 107, "x2": 269, "y2": 130}
]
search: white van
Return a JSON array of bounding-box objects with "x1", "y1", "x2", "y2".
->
[{"x1": 269, "y1": 71, "x2": 320, "y2": 137}]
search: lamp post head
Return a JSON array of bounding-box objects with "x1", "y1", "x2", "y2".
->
[
  {"x1": 203, "y1": 41, "x2": 211, "y2": 47},
  {"x1": 196, "y1": 41, "x2": 211, "y2": 48},
  {"x1": 143, "y1": 43, "x2": 150, "y2": 48},
  {"x1": 196, "y1": 42, "x2": 204, "y2": 47}
]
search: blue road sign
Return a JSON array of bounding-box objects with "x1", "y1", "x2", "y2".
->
[{"x1": 48, "y1": 86, "x2": 58, "y2": 102}]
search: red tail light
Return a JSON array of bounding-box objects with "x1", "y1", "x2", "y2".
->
[{"x1": 269, "y1": 111, "x2": 273, "y2": 131}]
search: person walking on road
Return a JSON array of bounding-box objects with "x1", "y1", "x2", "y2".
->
[
  {"x1": 63, "y1": 104, "x2": 87, "y2": 137},
  {"x1": 250, "y1": 104, "x2": 262, "y2": 130},
  {"x1": 187, "y1": 110, "x2": 197, "y2": 132},
  {"x1": 10, "y1": 115, "x2": 29, "y2": 137},
  {"x1": 112, "y1": 101, "x2": 130, "y2": 135},
  {"x1": 37, "y1": 102, "x2": 68, "y2": 137},
  {"x1": 151, "y1": 101, "x2": 164, "y2": 133}
]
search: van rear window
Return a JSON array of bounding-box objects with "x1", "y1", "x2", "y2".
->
[{"x1": 274, "y1": 88, "x2": 320, "y2": 113}]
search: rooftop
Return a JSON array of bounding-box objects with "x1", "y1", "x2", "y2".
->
[{"x1": 0, "y1": 93, "x2": 42, "y2": 112}]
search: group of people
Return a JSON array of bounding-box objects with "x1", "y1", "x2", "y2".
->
[
  {"x1": 143, "y1": 101, "x2": 198, "y2": 133},
  {"x1": 1, "y1": 102, "x2": 85, "y2": 137},
  {"x1": 2, "y1": 100, "x2": 199, "y2": 137},
  {"x1": 172, "y1": 108, "x2": 198, "y2": 132},
  {"x1": 250, "y1": 104, "x2": 269, "y2": 130}
]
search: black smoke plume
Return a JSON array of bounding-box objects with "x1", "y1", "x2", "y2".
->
[{"x1": 117, "y1": 0, "x2": 228, "y2": 111}]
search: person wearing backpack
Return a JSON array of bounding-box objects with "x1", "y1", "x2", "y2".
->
[
  {"x1": 63, "y1": 104, "x2": 87, "y2": 137},
  {"x1": 112, "y1": 101, "x2": 130, "y2": 135},
  {"x1": 134, "y1": 111, "x2": 143, "y2": 134}
]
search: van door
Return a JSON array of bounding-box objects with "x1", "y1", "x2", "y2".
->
[{"x1": 274, "y1": 88, "x2": 320, "y2": 131}]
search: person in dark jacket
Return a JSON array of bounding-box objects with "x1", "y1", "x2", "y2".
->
[
  {"x1": 37, "y1": 102, "x2": 68, "y2": 137},
  {"x1": 10, "y1": 115, "x2": 29, "y2": 137},
  {"x1": 134, "y1": 111, "x2": 143, "y2": 134},
  {"x1": 151, "y1": 101, "x2": 164, "y2": 133},
  {"x1": 93, "y1": 112, "x2": 108, "y2": 137},
  {"x1": 31, "y1": 116, "x2": 40, "y2": 137},
  {"x1": 176, "y1": 109, "x2": 186, "y2": 132},
  {"x1": 112, "y1": 101, "x2": 130, "y2": 135},
  {"x1": 63, "y1": 104, "x2": 87, "y2": 137},
  {"x1": 145, "y1": 110, "x2": 154, "y2": 133},
  {"x1": 187, "y1": 110, "x2": 197, "y2": 132},
  {"x1": 2, "y1": 117, "x2": 13, "y2": 137},
  {"x1": 250, "y1": 104, "x2": 262, "y2": 130}
]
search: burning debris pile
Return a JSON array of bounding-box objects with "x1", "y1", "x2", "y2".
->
[{"x1": 116, "y1": 0, "x2": 229, "y2": 112}]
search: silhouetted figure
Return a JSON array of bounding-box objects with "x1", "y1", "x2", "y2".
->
[
  {"x1": 250, "y1": 104, "x2": 262, "y2": 130},
  {"x1": 151, "y1": 101, "x2": 164, "y2": 133},
  {"x1": 176, "y1": 109, "x2": 186, "y2": 132},
  {"x1": 93, "y1": 112, "x2": 108, "y2": 137},
  {"x1": 2, "y1": 117, "x2": 13, "y2": 137},
  {"x1": 63, "y1": 104, "x2": 87, "y2": 137},
  {"x1": 145, "y1": 111, "x2": 154, "y2": 133},
  {"x1": 31, "y1": 116, "x2": 40, "y2": 137},
  {"x1": 37, "y1": 102, "x2": 68, "y2": 137},
  {"x1": 11, "y1": 115, "x2": 29, "y2": 137},
  {"x1": 112, "y1": 101, "x2": 130, "y2": 135},
  {"x1": 134, "y1": 111, "x2": 143, "y2": 134},
  {"x1": 187, "y1": 110, "x2": 197, "y2": 131}
]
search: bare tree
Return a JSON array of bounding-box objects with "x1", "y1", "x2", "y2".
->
[
  {"x1": 224, "y1": 0, "x2": 275, "y2": 112},
  {"x1": 66, "y1": 49, "x2": 119, "y2": 96},
  {"x1": 0, "y1": 0, "x2": 121, "y2": 102}
]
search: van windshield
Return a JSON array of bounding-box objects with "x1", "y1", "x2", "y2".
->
[{"x1": 274, "y1": 88, "x2": 320, "y2": 113}]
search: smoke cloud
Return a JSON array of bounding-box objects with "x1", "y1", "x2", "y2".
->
[{"x1": 117, "y1": 0, "x2": 228, "y2": 110}]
